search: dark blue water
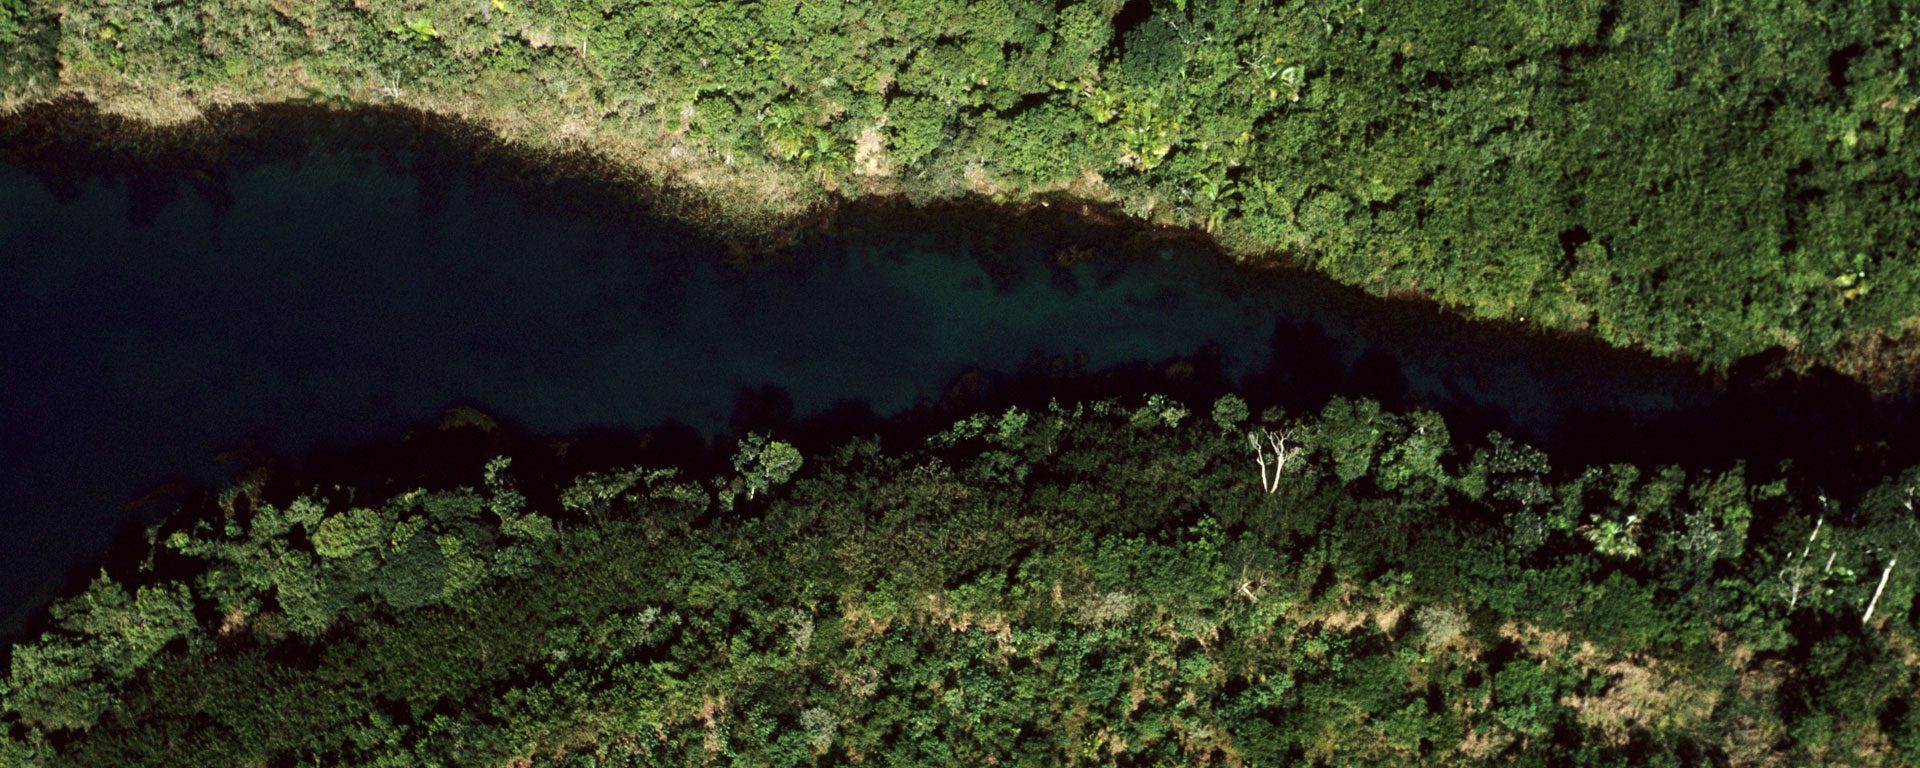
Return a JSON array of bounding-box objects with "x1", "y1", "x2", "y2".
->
[{"x1": 1, "y1": 144, "x2": 1911, "y2": 633}]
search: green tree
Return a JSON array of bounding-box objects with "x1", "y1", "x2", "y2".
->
[{"x1": 734, "y1": 433, "x2": 804, "y2": 501}]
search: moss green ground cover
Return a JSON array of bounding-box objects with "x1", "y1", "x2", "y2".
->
[{"x1": 3, "y1": 0, "x2": 1917, "y2": 374}]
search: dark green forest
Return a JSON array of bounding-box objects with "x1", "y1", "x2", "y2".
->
[
  {"x1": 3, "y1": 0, "x2": 1918, "y2": 370},
  {"x1": 3, "y1": 396, "x2": 1917, "y2": 765},
  {"x1": 4, "y1": 1, "x2": 1920, "y2": 764}
]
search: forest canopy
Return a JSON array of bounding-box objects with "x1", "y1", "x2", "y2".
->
[
  {"x1": 5, "y1": 1, "x2": 1919, "y2": 764},
  {"x1": 3, "y1": 395, "x2": 1917, "y2": 765},
  {"x1": 2, "y1": 0, "x2": 1916, "y2": 370}
]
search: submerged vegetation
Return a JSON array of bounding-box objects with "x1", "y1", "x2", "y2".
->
[
  {"x1": 3, "y1": 395, "x2": 1917, "y2": 765},
  {"x1": 4, "y1": 0, "x2": 1918, "y2": 372}
]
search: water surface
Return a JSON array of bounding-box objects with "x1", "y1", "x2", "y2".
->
[{"x1": 2, "y1": 143, "x2": 1912, "y2": 633}]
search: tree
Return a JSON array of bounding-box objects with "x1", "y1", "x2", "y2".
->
[
  {"x1": 1210, "y1": 394, "x2": 1248, "y2": 431},
  {"x1": 6, "y1": 394, "x2": 1919, "y2": 763},
  {"x1": 1248, "y1": 427, "x2": 1295, "y2": 494},
  {"x1": 313, "y1": 508, "x2": 388, "y2": 559},
  {"x1": 734, "y1": 433, "x2": 804, "y2": 501}
]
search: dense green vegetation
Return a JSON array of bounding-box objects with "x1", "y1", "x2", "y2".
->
[
  {"x1": 6, "y1": 2, "x2": 1917, "y2": 762},
  {"x1": 4, "y1": 395, "x2": 1917, "y2": 765},
  {"x1": 4, "y1": 0, "x2": 1917, "y2": 371}
]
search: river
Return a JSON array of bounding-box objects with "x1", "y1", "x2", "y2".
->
[{"x1": 2, "y1": 117, "x2": 1916, "y2": 634}]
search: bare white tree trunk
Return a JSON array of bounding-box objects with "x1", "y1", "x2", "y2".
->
[
  {"x1": 1784, "y1": 516, "x2": 1826, "y2": 611},
  {"x1": 1863, "y1": 558, "x2": 1897, "y2": 626},
  {"x1": 1237, "y1": 564, "x2": 1261, "y2": 603},
  {"x1": 1267, "y1": 429, "x2": 1292, "y2": 489},
  {"x1": 1249, "y1": 433, "x2": 1272, "y2": 492},
  {"x1": 1248, "y1": 428, "x2": 1294, "y2": 494}
]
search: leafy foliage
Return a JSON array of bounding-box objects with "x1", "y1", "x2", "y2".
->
[
  {"x1": 15, "y1": 0, "x2": 1920, "y2": 366},
  {"x1": 3, "y1": 395, "x2": 1917, "y2": 765}
]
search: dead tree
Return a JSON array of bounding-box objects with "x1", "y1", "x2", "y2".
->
[
  {"x1": 1235, "y1": 562, "x2": 1267, "y2": 603},
  {"x1": 1248, "y1": 428, "x2": 1295, "y2": 494},
  {"x1": 1802, "y1": 515, "x2": 1824, "y2": 560},
  {"x1": 1782, "y1": 516, "x2": 1824, "y2": 610},
  {"x1": 1863, "y1": 557, "x2": 1897, "y2": 626}
]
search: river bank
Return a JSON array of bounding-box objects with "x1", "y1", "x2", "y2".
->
[
  {"x1": 6, "y1": 106, "x2": 1920, "y2": 642},
  {"x1": 6, "y1": 95, "x2": 1919, "y2": 397},
  {"x1": 5, "y1": 388, "x2": 1919, "y2": 765}
]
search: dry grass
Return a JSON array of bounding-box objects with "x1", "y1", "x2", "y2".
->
[
  {"x1": 1563, "y1": 659, "x2": 1720, "y2": 744},
  {"x1": 1825, "y1": 316, "x2": 1920, "y2": 395},
  {"x1": 853, "y1": 124, "x2": 892, "y2": 177}
]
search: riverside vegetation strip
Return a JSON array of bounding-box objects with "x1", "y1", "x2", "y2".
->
[
  {"x1": 4, "y1": 1, "x2": 1920, "y2": 764},
  {"x1": 1, "y1": 395, "x2": 1918, "y2": 765},
  {"x1": 3, "y1": 0, "x2": 1918, "y2": 381}
]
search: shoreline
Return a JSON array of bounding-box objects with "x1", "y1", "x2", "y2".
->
[
  {"x1": 4, "y1": 96, "x2": 1920, "y2": 469},
  {"x1": 8, "y1": 98, "x2": 1920, "y2": 641},
  {"x1": 2, "y1": 353, "x2": 1254, "y2": 643},
  {"x1": 8, "y1": 94, "x2": 1917, "y2": 396}
]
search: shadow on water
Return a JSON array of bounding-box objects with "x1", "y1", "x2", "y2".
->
[{"x1": 2, "y1": 101, "x2": 1919, "y2": 639}]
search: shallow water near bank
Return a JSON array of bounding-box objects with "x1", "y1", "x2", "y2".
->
[{"x1": 2, "y1": 131, "x2": 1917, "y2": 635}]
